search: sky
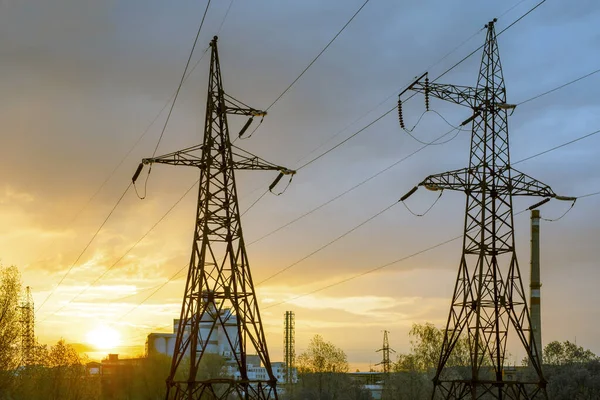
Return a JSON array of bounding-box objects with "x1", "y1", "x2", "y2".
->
[{"x1": 1, "y1": 0, "x2": 600, "y2": 371}]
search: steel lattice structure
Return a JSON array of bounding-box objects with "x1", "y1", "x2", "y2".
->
[
  {"x1": 20, "y1": 286, "x2": 35, "y2": 365},
  {"x1": 139, "y1": 36, "x2": 294, "y2": 400},
  {"x1": 399, "y1": 20, "x2": 570, "y2": 400},
  {"x1": 376, "y1": 330, "x2": 395, "y2": 374},
  {"x1": 283, "y1": 311, "x2": 295, "y2": 387}
]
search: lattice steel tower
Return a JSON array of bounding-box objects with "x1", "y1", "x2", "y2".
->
[
  {"x1": 283, "y1": 311, "x2": 295, "y2": 386},
  {"x1": 136, "y1": 36, "x2": 294, "y2": 400},
  {"x1": 20, "y1": 286, "x2": 35, "y2": 365},
  {"x1": 399, "y1": 20, "x2": 572, "y2": 399},
  {"x1": 376, "y1": 330, "x2": 395, "y2": 374}
]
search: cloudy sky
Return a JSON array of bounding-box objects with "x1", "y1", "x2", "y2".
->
[{"x1": 1, "y1": 0, "x2": 599, "y2": 370}]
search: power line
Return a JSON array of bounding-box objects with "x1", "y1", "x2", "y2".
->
[
  {"x1": 517, "y1": 67, "x2": 600, "y2": 106},
  {"x1": 256, "y1": 200, "x2": 399, "y2": 286},
  {"x1": 261, "y1": 191, "x2": 600, "y2": 310},
  {"x1": 265, "y1": 0, "x2": 371, "y2": 112},
  {"x1": 152, "y1": 0, "x2": 212, "y2": 157},
  {"x1": 36, "y1": 0, "x2": 236, "y2": 318},
  {"x1": 293, "y1": 0, "x2": 528, "y2": 167},
  {"x1": 263, "y1": 235, "x2": 461, "y2": 309},
  {"x1": 513, "y1": 128, "x2": 600, "y2": 165},
  {"x1": 37, "y1": 182, "x2": 133, "y2": 313},
  {"x1": 39, "y1": 179, "x2": 199, "y2": 320},
  {"x1": 249, "y1": 126, "x2": 461, "y2": 247},
  {"x1": 295, "y1": 0, "x2": 547, "y2": 172},
  {"x1": 95, "y1": 0, "x2": 553, "y2": 317}
]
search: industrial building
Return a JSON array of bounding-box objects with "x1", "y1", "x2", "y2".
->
[{"x1": 146, "y1": 304, "x2": 238, "y2": 360}]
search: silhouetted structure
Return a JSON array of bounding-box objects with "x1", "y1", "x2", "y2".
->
[
  {"x1": 20, "y1": 286, "x2": 35, "y2": 365},
  {"x1": 529, "y1": 210, "x2": 542, "y2": 367},
  {"x1": 136, "y1": 36, "x2": 294, "y2": 399},
  {"x1": 283, "y1": 311, "x2": 295, "y2": 386},
  {"x1": 376, "y1": 330, "x2": 394, "y2": 374},
  {"x1": 400, "y1": 19, "x2": 573, "y2": 399}
]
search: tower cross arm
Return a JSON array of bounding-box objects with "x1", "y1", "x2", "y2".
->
[
  {"x1": 509, "y1": 169, "x2": 557, "y2": 197},
  {"x1": 417, "y1": 167, "x2": 473, "y2": 192},
  {"x1": 410, "y1": 81, "x2": 480, "y2": 108},
  {"x1": 415, "y1": 167, "x2": 561, "y2": 198},
  {"x1": 142, "y1": 144, "x2": 205, "y2": 168},
  {"x1": 141, "y1": 144, "x2": 295, "y2": 175}
]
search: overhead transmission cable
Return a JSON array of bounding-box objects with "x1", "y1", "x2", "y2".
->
[
  {"x1": 152, "y1": 0, "x2": 212, "y2": 157},
  {"x1": 39, "y1": 179, "x2": 200, "y2": 321},
  {"x1": 295, "y1": 0, "x2": 547, "y2": 173},
  {"x1": 37, "y1": 183, "x2": 133, "y2": 313},
  {"x1": 37, "y1": 2, "x2": 215, "y2": 315},
  {"x1": 516, "y1": 67, "x2": 600, "y2": 106},
  {"x1": 265, "y1": 0, "x2": 371, "y2": 112},
  {"x1": 98, "y1": 0, "x2": 553, "y2": 316},
  {"x1": 262, "y1": 191, "x2": 600, "y2": 310},
  {"x1": 252, "y1": 123, "x2": 600, "y2": 287},
  {"x1": 256, "y1": 200, "x2": 399, "y2": 285}
]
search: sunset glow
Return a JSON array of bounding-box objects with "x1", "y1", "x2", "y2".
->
[{"x1": 86, "y1": 325, "x2": 121, "y2": 350}]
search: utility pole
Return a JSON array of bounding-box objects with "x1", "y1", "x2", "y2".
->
[
  {"x1": 136, "y1": 36, "x2": 294, "y2": 400},
  {"x1": 376, "y1": 330, "x2": 395, "y2": 374},
  {"x1": 529, "y1": 210, "x2": 542, "y2": 366},
  {"x1": 400, "y1": 19, "x2": 574, "y2": 399},
  {"x1": 283, "y1": 311, "x2": 295, "y2": 388},
  {"x1": 20, "y1": 286, "x2": 35, "y2": 365}
]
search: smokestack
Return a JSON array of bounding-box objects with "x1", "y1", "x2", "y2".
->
[{"x1": 529, "y1": 210, "x2": 542, "y2": 365}]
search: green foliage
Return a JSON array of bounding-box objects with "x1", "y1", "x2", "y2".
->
[
  {"x1": 10, "y1": 339, "x2": 100, "y2": 400},
  {"x1": 0, "y1": 265, "x2": 22, "y2": 393},
  {"x1": 289, "y1": 372, "x2": 372, "y2": 400},
  {"x1": 297, "y1": 334, "x2": 349, "y2": 374},
  {"x1": 393, "y1": 323, "x2": 470, "y2": 373},
  {"x1": 545, "y1": 360, "x2": 600, "y2": 399},
  {"x1": 288, "y1": 335, "x2": 369, "y2": 400},
  {"x1": 543, "y1": 340, "x2": 598, "y2": 365}
]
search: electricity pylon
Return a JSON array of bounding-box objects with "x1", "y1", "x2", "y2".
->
[
  {"x1": 400, "y1": 19, "x2": 573, "y2": 399},
  {"x1": 20, "y1": 286, "x2": 35, "y2": 365},
  {"x1": 376, "y1": 330, "x2": 395, "y2": 374},
  {"x1": 135, "y1": 36, "x2": 294, "y2": 400},
  {"x1": 283, "y1": 311, "x2": 295, "y2": 387}
]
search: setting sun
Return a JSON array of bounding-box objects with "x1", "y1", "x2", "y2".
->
[{"x1": 86, "y1": 326, "x2": 121, "y2": 350}]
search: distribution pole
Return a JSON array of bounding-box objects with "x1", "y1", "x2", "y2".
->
[
  {"x1": 399, "y1": 19, "x2": 574, "y2": 400},
  {"x1": 20, "y1": 286, "x2": 35, "y2": 365},
  {"x1": 283, "y1": 311, "x2": 295, "y2": 387},
  {"x1": 529, "y1": 210, "x2": 542, "y2": 366},
  {"x1": 136, "y1": 36, "x2": 294, "y2": 400},
  {"x1": 376, "y1": 330, "x2": 395, "y2": 374}
]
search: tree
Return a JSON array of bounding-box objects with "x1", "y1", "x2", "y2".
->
[
  {"x1": 393, "y1": 323, "x2": 470, "y2": 373},
  {"x1": 297, "y1": 334, "x2": 348, "y2": 374},
  {"x1": 290, "y1": 335, "x2": 370, "y2": 400},
  {"x1": 384, "y1": 323, "x2": 473, "y2": 400},
  {"x1": 543, "y1": 340, "x2": 598, "y2": 365},
  {"x1": 0, "y1": 265, "x2": 21, "y2": 393}
]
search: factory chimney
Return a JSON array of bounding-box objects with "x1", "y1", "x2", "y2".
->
[{"x1": 529, "y1": 210, "x2": 542, "y2": 365}]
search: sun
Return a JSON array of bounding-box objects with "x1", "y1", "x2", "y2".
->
[{"x1": 86, "y1": 325, "x2": 121, "y2": 350}]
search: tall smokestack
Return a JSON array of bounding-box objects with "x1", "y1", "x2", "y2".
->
[{"x1": 529, "y1": 210, "x2": 542, "y2": 365}]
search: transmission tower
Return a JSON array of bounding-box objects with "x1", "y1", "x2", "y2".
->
[
  {"x1": 283, "y1": 311, "x2": 295, "y2": 386},
  {"x1": 400, "y1": 19, "x2": 574, "y2": 399},
  {"x1": 376, "y1": 330, "x2": 395, "y2": 374},
  {"x1": 20, "y1": 286, "x2": 35, "y2": 365},
  {"x1": 135, "y1": 36, "x2": 294, "y2": 400}
]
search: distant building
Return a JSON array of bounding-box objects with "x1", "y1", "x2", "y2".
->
[
  {"x1": 347, "y1": 371, "x2": 384, "y2": 400},
  {"x1": 99, "y1": 354, "x2": 143, "y2": 398},
  {"x1": 146, "y1": 309, "x2": 296, "y2": 385},
  {"x1": 146, "y1": 303, "x2": 238, "y2": 361}
]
